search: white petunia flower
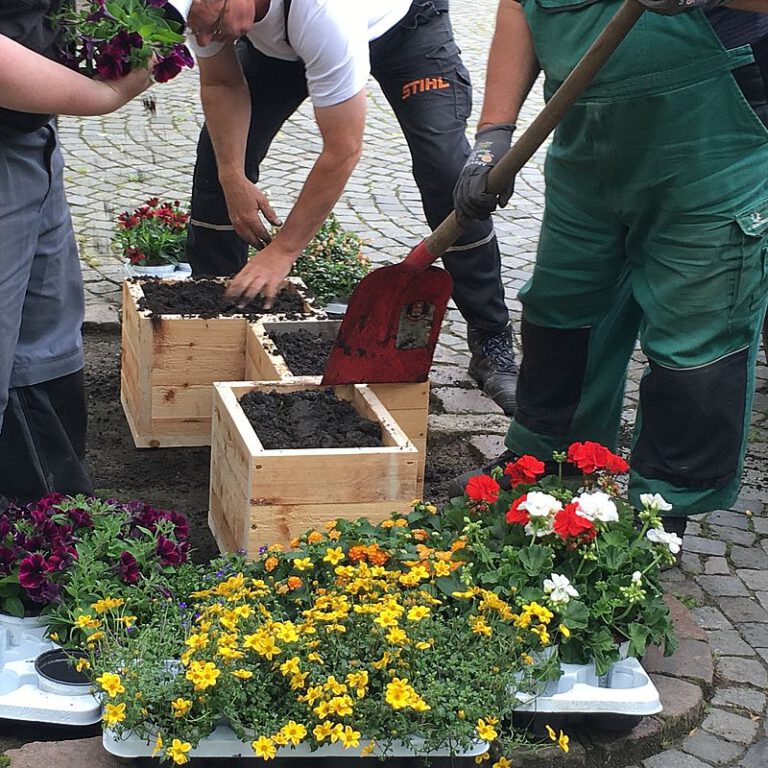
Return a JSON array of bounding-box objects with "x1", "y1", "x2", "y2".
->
[
  {"x1": 575, "y1": 491, "x2": 619, "y2": 523},
  {"x1": 519, "y1": 491, "x2": 562, "y2": 519},
  {"x1": 639, "y1": 493, "x2": 673, "y2": 513},
  {"x1": 646, "y1": 527, "x2": 683, "y2": 554},
  {"x1": 543, "y1": 573, "x2": 579, "y2": 605}
]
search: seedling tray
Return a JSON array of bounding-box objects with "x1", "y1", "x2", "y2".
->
[
  {"x1": 104, "y1": 726, "x2": 488, "y2": 759},
  {"x1": 0, "y1": 620, "x2": 100, "y2": 726}
]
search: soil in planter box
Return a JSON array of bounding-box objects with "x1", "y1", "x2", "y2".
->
[
  {"x1": 271, "y1": 328, "x2": 335, "y2": 375},
  {"x1": 136, "y1": 278, "x2": 306, "y2": 318},
  {"x1": 239, "y1": 388, "x2": 382, "y2": 449}
]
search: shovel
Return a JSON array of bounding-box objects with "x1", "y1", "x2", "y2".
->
[{"x1": 321, "y1": 0, "x2": 644, "y2": 386}]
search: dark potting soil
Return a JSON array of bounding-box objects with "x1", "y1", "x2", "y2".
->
[
  {"x1": 239, "y1": 388, "x2": 382, "y2": 449},
  {"x1": 271, "y1": 328, "x2": 335, "y2": 375},
  {"x1": 136, "y1": 278, "x2": 306, "y2": 318}
]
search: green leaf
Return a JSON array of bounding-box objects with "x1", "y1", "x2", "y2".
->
[
  {"x1": 435, "y1": 576, "x2": 465, "y2": 597},
  {"x1": 517, "y1": 544, "x2": 551, "y2": 577},
  {"x1": 2, "y1": 595, "x2": 25, "y2": 618}
]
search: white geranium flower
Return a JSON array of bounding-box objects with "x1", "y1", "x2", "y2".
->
[
  {"x1": 519, "y1": 491, "x2": 562, "y2": 519},
  {"x1": 543, "y1": 573, "x2": 579, "y2": 605},
  {"x1": 525, "y1": 517, "x2": 554, "y2": 538},
  {"x1": 646, "y1": 527, "x2": 683, "y2": 554},
  {"x1": 631, "y1": 570, "x2": 642, "y2": 585},
  {"x1": 575, "y1": 491, "x2": 619, "y2": 523},
  {"x1": 639, "y1": 493, "x2": 673, "y2": 513}
]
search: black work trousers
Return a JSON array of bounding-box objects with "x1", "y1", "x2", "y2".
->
[{"x1": 187, "y1": 1, "x2": 509, "y2": 335}]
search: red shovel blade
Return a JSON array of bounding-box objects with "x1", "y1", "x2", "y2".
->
[{"x1": 321, "y1": 260, "x2": 453, "y2": 385}]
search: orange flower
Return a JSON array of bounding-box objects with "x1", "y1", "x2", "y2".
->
[
  {"x1": 290, "y1": 538, "x2": 301, "y2": 549},
  {"x1": 265, "y1": 557, "x2": 279, "y2": 572},
  {"x1": 307, "y1": 531, "x2": 325, "y2": 544},
  {"x1": 287, "y1": 576, "x2": 303, "y2": 590},
  {"x1": 451, "y1": 539, "x2": 467, "y2": 552},
  {"x1": 328, "y1": 530, "x2": 341, "y2": 541},
  {"x1": 415, "y1": 544, "x2": 434, "y2": 559},
  {"x1": 412, "y1": 529, "x2": 428, "y2": 542},
  {"x1": 348, "y1": 546, "x2": 367, "y2": 563},
  {"x1": 366, "y1": 545, "x2": 389, "y2": 566}
]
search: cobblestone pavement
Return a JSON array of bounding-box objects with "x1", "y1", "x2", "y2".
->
[{"x1": 57, "y1": 1, "x2": 768, "y2": 766}]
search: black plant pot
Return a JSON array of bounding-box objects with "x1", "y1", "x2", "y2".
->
[{"x1": 34, "y1": 648, "x2": 92, "y2": 695}]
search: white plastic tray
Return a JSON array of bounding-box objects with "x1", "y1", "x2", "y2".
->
[
  {"x1": 514, "y1": 657, "x2": 662, "y2": 715},
  {"x1": 104, "y1": 726, "x2": 488, "y2": 759},
  {"x1": 0, "y1": 619, "x2": 102, "y2": 726}
]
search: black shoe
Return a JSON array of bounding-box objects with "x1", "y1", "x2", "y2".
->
[{"x1": 468, "y1": 324, "x2": 518, "y2": 416}]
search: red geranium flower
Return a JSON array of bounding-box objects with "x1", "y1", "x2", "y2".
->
[
  {"x1": 465, "y1": 475, "x2": 500, "y2": 504},
  {"x1": 567, "y1": 441, "x2": 627, "y2": 475},
  {"x1": 504, "y1": 455, "x2": 546, "y2": 487},
  {"x1": 553, "y1": 502, "x2": 596, "y2": 540},
  {"x1": 506, "y1": 495, "x2": 530, "y2": 525}
]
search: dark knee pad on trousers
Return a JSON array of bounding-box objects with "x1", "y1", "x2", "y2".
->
[
  {"x1": 516, "y1": 318, "x2": 591, "y2": 436},
  {"x1": 0, "y1": 370, "x2": 93, "y2": 502},
  {"x1": 633, "y1": 349, "x2": 748, "y2": 489}
]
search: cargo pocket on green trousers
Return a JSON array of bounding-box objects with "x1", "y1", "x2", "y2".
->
[{"x1": 729, "y1": 199, "x2": 768, "y2": 323}]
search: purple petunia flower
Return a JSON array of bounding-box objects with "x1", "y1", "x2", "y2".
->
[
  {"x1": 117, "y1": 551, "x2": 141, "y2": 584},
  {"x1": 152, "y1": 45, "x2": 194, "y2": 83},
  {"x1": 18, "y1": 553, "x2": 48, "y2": 590}
]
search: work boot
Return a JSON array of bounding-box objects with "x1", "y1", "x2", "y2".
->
[{"x1": 467, "y1": 324, "x2": 518, "y2": 416}]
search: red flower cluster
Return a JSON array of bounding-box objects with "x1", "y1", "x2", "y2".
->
[
  {"x1": 553, "y1": 502, "x2": 596, "y2": 542},
  {"x1": 115, "y1": 198, "x2": 189, "y2": 267},
  {"x1": 567, "y1": 441, "x2": 628, "y2": 475},
  {"x1": 504, "y1": 455, "x2": 546, "y2": 487},
  {"x1": 465, "y1": 475, "x2": 501, "y2": 504},
  {"x1": 117, "y1": 198, "x2": 189, "y2": 233}
]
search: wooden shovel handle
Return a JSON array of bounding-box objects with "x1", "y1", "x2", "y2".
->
[{"x1": 411, "y1": 0, "x2": 645, "y2": 267}]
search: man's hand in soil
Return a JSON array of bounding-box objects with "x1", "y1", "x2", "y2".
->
[
  {"x1": 225, "y1": 240, "x2": 296, "y2": 309},
  {"x1": 221, "y1": 175, "x2": 282, "y2": 249}
]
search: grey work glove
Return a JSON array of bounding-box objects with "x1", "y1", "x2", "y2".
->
[
  {"x1": 638, "y1": 0, "x2": 725, "y2": 14},
  {"x1": 453, "y1": 123, "x2": 516, "y2": 229}
]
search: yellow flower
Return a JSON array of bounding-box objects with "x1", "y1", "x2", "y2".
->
[
  {"x1": 361, "y1": 741, "x2": 376, "y2": 756},
  {"x1": 166, "y1": 738, "x2": 192, "y2": 765},
  {"x1": 475, "y1": 752, "x2": 491, "y2": 764},
  {"x1": 385, "y1": 678, "x2": 413, "y2": 710},
  {"x1": 293, "y1": 557, "x2": 313, "y2": 571},
  {"x1": 559, "y1": 623, "x2": 571, "y2": 639},
  {"x1": 558, "y1": 732, "x2": 569, "y2": 753},
  {"x1": 493, "y1": 758, "x2": 513, "y2": 768},
  {"x1": 545, "y1": 724, "x2": 557, "y2": 741},
  {"x1": 313, "y1": 721, "x2": 334, "y2": 742},
  {"x1": 251, "y1": 736, "x2": 277, "y2": 760},
  {"x1": 407, "y1": 606, "x2": 430, "y2": 622},
  {"x1": 470, "y1": 615, "x2": 492, "y2": 638},
  {"x1": 75, "y1": 614, "x2": 101, "y2": 630},
  {"x1": 91, "y1": 597, "x2": 125, "y2": 613},
  {"x1": 172, "y1": 698, "x2": 193, "y2": 717},
  {"x1": 152, "y1": 733, "x2": 163, "y2": 757},
  {"x1": 75, "y1": 658, "x2": 90, "y2": 672},
  {"x1": 279, "y1": 657, "x2": 301, "y2": 677},
  {"x1": 476, "y1": 718, "x2": 498, "y2": 741},
  {"x1": 233, "y1": 668, "x2": 253, "y2": 679},
  {"x1": 96, "y1": 672, "x2": 125, "y2": 698},
  {"x1": 48, "y1": 632, "x2": 59, "y2": 642},
  {"x1": 103, "y1": 702, "x2": 126, "y2": 726},
  {"x1": 386, "y1": 626, "x2": 407, "y2": 645},
  {"x1": 327, "y1": 695, "x2": 354, "y2": 717},
  {"x1": 339, "y1": 725, "x2": 361, "y2": 749},
  {"x1": 280, "y1": 720, "x2": 307, "y2": 746},
  {"x1": 185, "y1": 660, "x2": 221, "y2": 690},
  {"x1": 323, "y1": 547, "x2": 345, "y2": 566},
  {"x1": 117, "y1": 615, "x2": 137, "y2": 628},
  {"x1": 432, "y1": 560, "x2": 451, "y2": 577}
]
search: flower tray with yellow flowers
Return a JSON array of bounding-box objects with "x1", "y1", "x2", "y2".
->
[{"x1": 86, "y1": 516, "x2": 563, "y2": 766}]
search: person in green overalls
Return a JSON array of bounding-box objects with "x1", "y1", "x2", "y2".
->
[{"x1": 451, "y1": 0, "x2": 768, "y2": 541}]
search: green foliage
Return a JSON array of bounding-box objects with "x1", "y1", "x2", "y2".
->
[{"x1": 291, "y1": 214, "x2": 370, "y2": 304}]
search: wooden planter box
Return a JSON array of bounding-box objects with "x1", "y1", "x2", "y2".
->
[
  {"x1": 120, "y1": 279, "x2": 320, "y2": 448},
  {"x1": 209, "y1": 381, "x2": 419, "y2": 555},
  {"x1": 246, "y1": 320, "x2": 429, "y2": 496}
]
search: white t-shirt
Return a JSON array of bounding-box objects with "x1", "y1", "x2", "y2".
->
[{"x1": 188, "y1": 0, "x2": 412, "y2": 108}]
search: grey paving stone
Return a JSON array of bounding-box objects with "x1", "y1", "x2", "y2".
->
[
  {"x1": 468, "y1": 435, "x2": 506, "y2": 463},
  {"x1": 695, "y1": 575, "x2": 750, "y2": 597},
  {"x1": 715, "y1": 527, "x2": 757, "y2": 548},
  {"x1": 719, "y1": 599, "x2": 768, "y2": 624},
  {"x1": 738, "y1": 737, "x2": 768, "y2": 768},
  {"x1": 703, "y1": 557, "x2": 730, "y2": 575},
  {"x1": 700, "y1": 708, "x2": 760, "y2": 744},
  {"x1": 682, "y1": 730, "x2": 745, "y2": 764},
  {"x1": 432, "y1": 387, "x2": 504, "y2": 415},
  {"x1": 711, "y1": 686, "x2": 767, "y2": 715},
  {"x1": 643, "y1": 750, "x2": 711, "y2": 768},
  {"x1": 706, "y1": 510, "x2": 752, "y2": 530},
  {"x1": 693, "y1": 607, "x2": 733, "y2": 631},
  {"x1": 684, "y1": 536, "x2": 727, "y2": 556},
  {"x1": 730, "y1": 544, "x2": 768, "y2": 569},
  {"x1": 716, "y1": 656, "x2": 768, "y2": 689},
  {"x1": 736, "y1": 569, "x2": 768, "y2": 592},
  {"x1": 735, "y1": 623, "x2": 768, "y2": 649},
  {"x1": 706, "y1": 629, "x2": 755, "y2": 657}
]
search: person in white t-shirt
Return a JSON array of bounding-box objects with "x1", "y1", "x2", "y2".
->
[{"x1": 185, "y1": 0, "x2": 519, "y2": 416}]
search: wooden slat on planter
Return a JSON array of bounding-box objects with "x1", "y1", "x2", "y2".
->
[
  {"x1": 120, "y1": 279, "x2": 320, "y2": 448},
  {"x1": 245, "y1": 320, "x2": 429, "y2": 497},
  {"x1": 209, "y1": 381, "x2": 419, "y2": 555}
]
